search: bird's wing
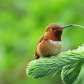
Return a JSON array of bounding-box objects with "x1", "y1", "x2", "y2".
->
[
  {"x1": 34, "y1": 35, "x2": 44, "y2": 59},
  {"x1": 37, "y1": 35, "x2": 44, "y2": 44}
]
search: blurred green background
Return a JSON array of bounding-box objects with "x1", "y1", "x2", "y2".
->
[{"x1": 0, "y1": 0, "x2": 84, "y2": 84}]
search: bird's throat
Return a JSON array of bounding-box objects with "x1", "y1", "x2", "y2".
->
[{"x1": 44, "y1": 32, "x2": 61, "y2": 41}]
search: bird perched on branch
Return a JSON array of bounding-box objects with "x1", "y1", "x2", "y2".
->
[{"x1": 34, "y1": 23, "x2": 72, "y2": 59}]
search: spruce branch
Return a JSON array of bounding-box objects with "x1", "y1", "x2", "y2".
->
[{"x1": 26, "y1": 45, "x2": 84, "y2": 84}]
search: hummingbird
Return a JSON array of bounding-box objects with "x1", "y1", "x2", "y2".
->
[{"x1": 34, "y1": 23, "x2": 73, "y2": 59}]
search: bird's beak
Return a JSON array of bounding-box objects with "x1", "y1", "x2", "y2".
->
[{"x1": 61, "y1": 24, "x2": 73, "y2": 29}]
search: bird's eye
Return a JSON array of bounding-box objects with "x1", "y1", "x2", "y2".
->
[{"x1": 51, "y1": 28, "x2": 55, "y2": 30}]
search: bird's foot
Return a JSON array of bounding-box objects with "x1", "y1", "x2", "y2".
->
[{"x1": 52, "y1": 54, "x2": 57, "y2": 56}]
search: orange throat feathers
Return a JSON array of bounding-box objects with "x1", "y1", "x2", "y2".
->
[{"x1": 44, "y1": 31, "x2": 62, "y2": 41}]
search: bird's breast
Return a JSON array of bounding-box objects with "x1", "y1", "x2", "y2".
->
[{"x1": 37, "y1": 40, "x2": 61, "y2": 57}]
